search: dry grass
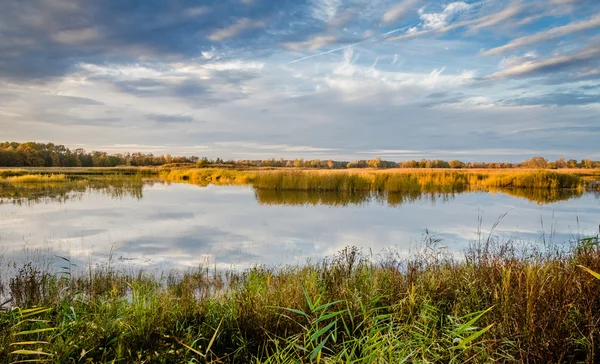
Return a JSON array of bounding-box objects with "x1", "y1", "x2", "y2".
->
[
  {"x1": 161, "y1": 168, "x2": 589, "y2": 192},
  {"x1": 2, "y1": 174, "x2": 67, "y2": 183}
]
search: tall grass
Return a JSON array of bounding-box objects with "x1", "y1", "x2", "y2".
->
[
  {"x1": 0, "y1": 169, "x2": 27, "y2": 178},
  {"x1": 160, "y1": 168, "x2": 255, "y2": 185},
  {"x1": 1, "y1": 237, "x2": 600, "y2": 363},
  {"x1": 162, "y1": 168, "x2": 588, "y2": 192},
  {"x1": 2, "y1": 174, "x2": 67, "y2": 183}
]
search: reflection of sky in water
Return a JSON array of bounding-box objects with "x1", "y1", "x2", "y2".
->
[{"x1": 0, "y1": 183, "x2": 598, "y2": 272}]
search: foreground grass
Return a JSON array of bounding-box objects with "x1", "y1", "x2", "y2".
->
[{"x1": 1, "y1": 237, "x2": 600, "y2": 363}]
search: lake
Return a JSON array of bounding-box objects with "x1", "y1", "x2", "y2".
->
[{"x1": 1, "y1": 179, "x2": 599, "y2": 272}]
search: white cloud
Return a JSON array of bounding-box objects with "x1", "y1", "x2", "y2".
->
[
  {"x1": 359, "y1": 149, "x2": 421, "y2": 155},
  {"x1": 388, "y1": 3, "x2": 521, "y2": 41},
  {"x1": 467, "y1": 3, "x2": 521, "y2": 31},
  {"x1": 381, "y1": 0, "x2": 420, "y2": 25},
  {"x1": 483, "y1": 14, "x2": 600, "y2": 56},
  {"x1": 419, "y1": 2, "x2": 471, "y2": 30},
  {"x1": 311, "y1": 0, "x2": 341, "y2": 22},
  {"x1": 551, "y1": 0, "x2": 582, "y2": 3},
  {"x1": 207, "y1": 18, "x2": 265, "y2": 41},
  {"x1": 437, "y1": 96, "x2": 497, "y2": 109},
  {"x1": 489, "y1": 47, "x2": 600, "y2": 79},
  {"x1": 200, "y1": 61, "x2": 265, "y2": 72},
  {"x1": 284, "y1": 35, "x2": 338, "y2": 51},
  {"x1": 317, "y1": 48, "x2": 476, "y2": 103},
  {"x1": 499, "y1": 51, "x2": 538, "y2": 69}
]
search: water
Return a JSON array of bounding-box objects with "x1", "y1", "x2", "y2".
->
[{"x1": 1, "y1": 180, "x2": 599, "y2": 272}]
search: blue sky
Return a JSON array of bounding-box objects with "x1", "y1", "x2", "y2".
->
[{"x1": 1, "y1": 0, "x2": 599, "y2": 161}]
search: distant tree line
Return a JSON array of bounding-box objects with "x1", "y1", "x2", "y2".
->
[
  {"x1": 1, "y1": 142, "x2": 599, "y2": 169},
  {"x1": 201, "y1": 156, "x2": 600, "y2": 169},
  {"x1": 0, "y1": 142, "x2": 198, "y2": 167}
]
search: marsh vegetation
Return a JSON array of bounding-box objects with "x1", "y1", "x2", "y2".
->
[
  {"x1": 1, "y1": 167, "x2": 598, "y2": 206},
  {"x1": 1, "y1": 166, "x2": 600, "y2": 362},
  {"x1": 1, "y1": 238, "x2": 600, "y2": 363}
]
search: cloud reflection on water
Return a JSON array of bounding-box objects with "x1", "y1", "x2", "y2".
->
[{"x1": 0, "y1": 182, "x2": 598, "y2": 272}]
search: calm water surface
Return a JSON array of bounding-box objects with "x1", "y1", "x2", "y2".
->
[{"x1": 1, "y1": 181, "x2": 598, "y2": 271}]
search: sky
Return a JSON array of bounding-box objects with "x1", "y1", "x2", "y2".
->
[{"x1": 1, "y1": 0, "x2": 599, "y2": 162}]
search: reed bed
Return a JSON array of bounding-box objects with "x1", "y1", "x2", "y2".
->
[
  {"x1": 162, "y1": 168, "x2": 589, "y2": 192},
  {"x1": 0, "y1": 169, "x2": 28, "y2": 178},
  {"x1": 160, "y1": 168, "x2": 255, "y2": 185},
  {"x1": 1, "y1": 174, "x2": 67, "y2": 183},
  {"x1": 0, "y1": 167, "x2": 159, "y2": 176},
  {"x1": 1, "y1": 238, "x2": 600, "y2": 363}
]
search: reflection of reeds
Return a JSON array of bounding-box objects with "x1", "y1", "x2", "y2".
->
[
  {"x1": 254, "y1": 189, "x2": 460, "y2": 207},
  {"x1": 1, "y1": 238, "x2": 600, "y2": 362},
  {"x1": 489, "y1": 187, "x2": 585, "y2": 204},
  {"x1": 0, "y1": 176, "x2": 149, "y2": 204},
  {"x1": 254, "y1": 189, "x2": 372, "y2": 206},
  {"x1": 161, "y1": 169, "x2": 591, "y2": 205}
]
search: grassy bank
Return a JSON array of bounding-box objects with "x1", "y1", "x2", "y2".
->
[
  {"x1": 2, "y1": 167, "x2": 595, "y2": 190},
  {"x1": 161, "y1": 168, "x2": 590, "y2": 191},
  {"x1": 1, "y1": 169, "x2": 595, "y2": 206},
  {"x1": 1, "y1": 174, "x2": 67, "y2": 183},
  {"x1": 1, "y1": 238, "x2": 600, "y2": 363},
  {"x1": 0, "y1": 167, "x2": 159, "y2": 177}
]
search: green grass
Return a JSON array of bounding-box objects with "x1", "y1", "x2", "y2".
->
[{"x1": 1, "y1": 236, "x2": 600, "y2": 363}]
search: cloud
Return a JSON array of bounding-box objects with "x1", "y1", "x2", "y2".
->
[
  {"x1": 326, "y1": 7, "x2": 354, "y2": 27},
  {"x1": 214, "y1": 141, "x2": 338, "y2": 153},
  {"x1": 52, "y1": 27, "x2": 102, "y2": 44},
  {"x1": 185, "y1": 6, "x2": 209, "y2": 17},
  {"x1": 311, "y1": 0, "x2": 341, "y2": 22},
  {"x1": 551, "y1": 0, "x2": 590, "y2": 4},
  {"x1": 284, "y1": 35, "x2": 338, "y2": 51},
  {"x1": 418, "y1": 2, "x2": 471, "y2": 30},
  {"x1": 2, "y1": 0, "x2": 600, "y2": 161},
  {"x1": 489, "y1": 46, "x2": 600, "y2": 79},
  {"x1": 387, "y1": 3, "x2": 523, "y2": 41},
  {"x1": 483, "y1": 14, "x2": 600, "y2": 56},
  {"x1": 381, "y1": 0, "x2": 420, "y2": 25},
  {"x1": 467, "y1": 3, "x2": 522, "y2": 31},
  {"x1": 208, "y1": 18, "x2": 266, "y2": 41},
  {"x1": 115, "y1": 79, "x2": 172, "y2": 96},
  {"x1": 145, "y1": 113, "x2": 196, "y2": 123},
  {"x1": 501, "y1": 91, "x2": 600, "y2": 106}
]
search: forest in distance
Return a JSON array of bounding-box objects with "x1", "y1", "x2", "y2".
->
[{"x1": 2, "y1": 141, "x2": 600, "y2": 170}]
